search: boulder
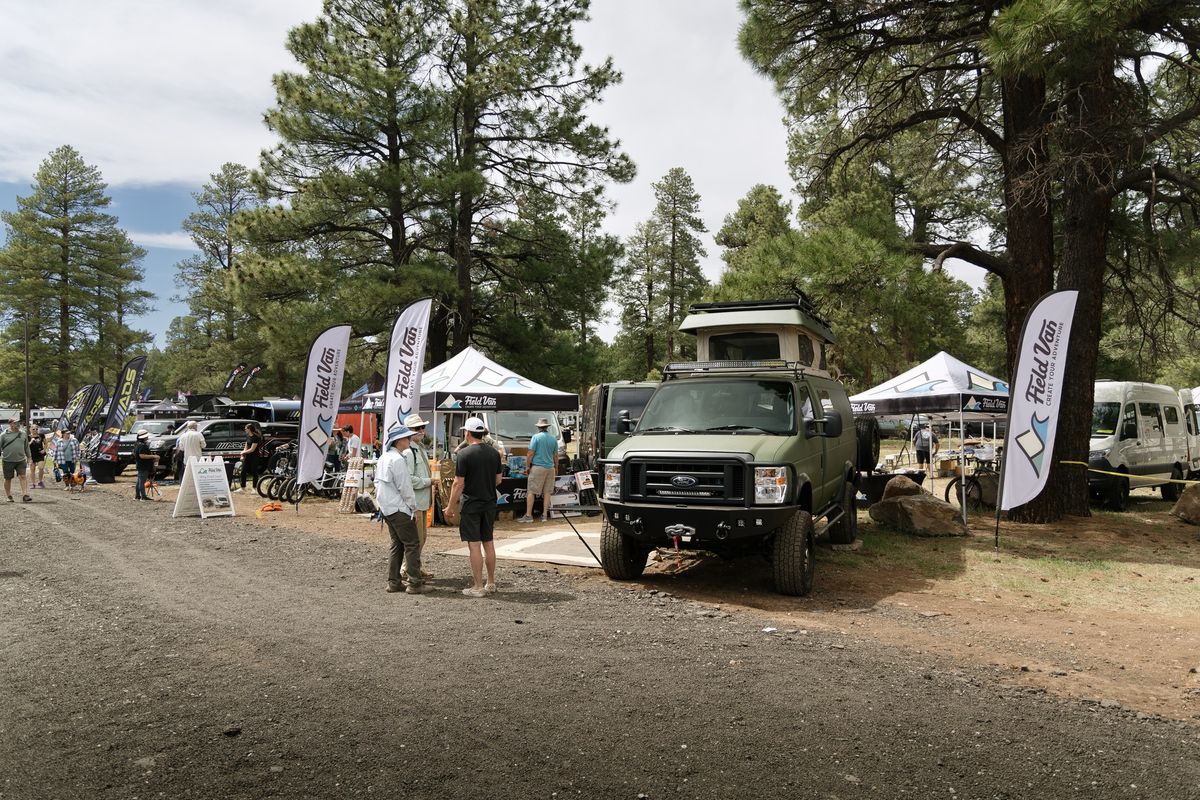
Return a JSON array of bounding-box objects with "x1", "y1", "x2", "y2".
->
[
  {"x1": 1171, "y1": 483, "x2": 1200, "y2": 525},
  {"x1": 882, "y1": 475, "x2": 923, "y2": 500},
  {"x1": 869, "y1": 492, "x2": 968, "y2": 537}
]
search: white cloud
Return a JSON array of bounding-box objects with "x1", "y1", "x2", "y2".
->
[
  {"x1": 0, "y1": 0, "x2": 322, "y2": 184},
  {"x1": 127, "y1": 231, "x2": 196, "y2": 251}
]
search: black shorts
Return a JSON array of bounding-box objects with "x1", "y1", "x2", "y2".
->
[
  {"x1": 916, "y1": 449, "x2": 931, "y2": 466},
  {"x1": 2, "y1": 460, "x2": 26, "y2": 480},
  {"x1": 459, "y1": 506, "x2": 497, "y2": 543}
]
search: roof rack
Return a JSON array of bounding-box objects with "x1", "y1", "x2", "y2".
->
[
  {"x1": 687, "y1": 293, "x2": 833, "y2": 332},
  {"x1": 662, "y1": 360, "x2": 809, "y2": 380}
]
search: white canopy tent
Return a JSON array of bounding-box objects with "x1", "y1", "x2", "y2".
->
[{"x1": 850, "y1": 351, "x2": 1010, "y2": 523}]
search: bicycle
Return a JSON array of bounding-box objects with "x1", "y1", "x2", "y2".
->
[{"x1": 944, "y1": 453, "x2": 1000, "y2": 513}]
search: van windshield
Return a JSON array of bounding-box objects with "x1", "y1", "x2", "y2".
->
[
  {"x1": 1092, "y1": 402, "x2": 1120, "y2": 436},
  {"x1": 490, "y1": 411, "x2": 559, "y2": 441},
  {"x1": 638, "y1": 380, "x2": 795, "y2": 435}
]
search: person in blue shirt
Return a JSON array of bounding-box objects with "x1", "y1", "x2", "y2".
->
[{"x1": 519, "y1": 417, "x2": 559, "y2": 522}]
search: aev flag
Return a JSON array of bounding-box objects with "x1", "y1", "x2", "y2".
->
[
  {"x1": 382, "y1": 298, "x2": 432, "y2": 436},
  {"x1": 1000, "y1": 291, "x2": 1079, "y2": 510},
  {"x1": 297, "y1": 325, "x2": 353, "y2": 485},
  {"x1": 97, "y1": 356, "x2": 148, "y2": 462}
]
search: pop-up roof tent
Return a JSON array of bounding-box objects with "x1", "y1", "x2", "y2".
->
[{"x1": 849, "y1": 351, "x2": 1009, "y2": 419}]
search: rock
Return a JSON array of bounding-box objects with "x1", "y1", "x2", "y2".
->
[
  {"x1": 869, "y1": 493, "x2": 968, "y2": 537},
  {"x1": 1171, "y1": 483, "x2": 1200, "y2": 525},
  {"x1": 882, "y1": 475, "x2": 923, "y2": 499},
  {"x1": 1100, "y1": 698, "x2": 1122, "y2": 709},
  {"x1": 222, "y1": 726, "x2": 242, "y2": 737}
]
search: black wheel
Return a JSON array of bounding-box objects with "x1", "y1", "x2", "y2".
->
[
  {"x1": 1162, "y1": 465, "x2": 1183, "y2": 502},
  {"x1": 772, "y1": 510, "x2": 815, "y2": 596},
  {"x1": 255, "y1": 472, "x2": 274, "y2": 498},
  {"x1": 600, "y1": 518, "x2": 648, "y2": 580},
  {"x1": 266, "y1": 475, "x2": 286, "y2": 501},
  {"x1": 1107, "y1": 472, "x2": 1130, "y2": 511},
  {"x1": 828, "y1": 479, "x2": 858, "y2": 545},
  {"x1": 945, "y1": 477, "x2": 985, "y2": 513},
  {"x1": 854, "y1": 417, "x2": 881, "y2": 473},
  {"x1": 286, "y1": 480, "x2": 306, "y2": 505}
]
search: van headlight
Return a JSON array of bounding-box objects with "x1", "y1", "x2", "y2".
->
[
  {"x1": 603, "y1": 464, "x2": 622, "y2": 500},
  {"x1": 1089, "y1": 448, "x2": 1110, "y2": 461},
  {"x1": 754, "y1": 466, "x2": 789, "y2": 504}
]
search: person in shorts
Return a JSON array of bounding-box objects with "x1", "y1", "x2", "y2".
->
[
  {"x1": 443, "y1": 417, "x2": 502, "y2": 597},
  {"x1": 1, "y1": 418, "x2": 32, "y2": 502},
  {"x1": 913, "y1": 423, "x2": 939, "y2": 466},
  {"x1": 520, "y1": 417, "x2": 558, "y2": 522}
]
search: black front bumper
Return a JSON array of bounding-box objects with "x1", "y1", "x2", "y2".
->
[
  {"x1": 600, "y1": 500, "x2": 798, "y2": 548},
  {"x1": 1087, "y1": 457, "x2": 1121, "y2": 492}
]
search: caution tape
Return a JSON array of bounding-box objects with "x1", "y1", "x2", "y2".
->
[{"x1": 1059, "y1": 460, "x2": 1200, "y2": 486}]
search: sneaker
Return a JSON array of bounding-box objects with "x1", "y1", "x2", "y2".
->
[
  {"x1": 6, "y1": 496, "x2": 12, "y2": 503},
  {"x1": 405, "y1": 583, "x2": 429, "y2": 595},
  {"x1": 484, "y1": 582, "x2": 497, "y2": 593},
  {"x1": 518, "y1": 515, "x2": 534, "y2": 523},
  {"x1": 385, "y1": 584, "x2": 403, "y2": 593},
  {"x1": 462, "y1": 587, "x2": 487, "y2": 598},
  {"x1": 21, "y1": 495, "x2": 31, "y2": 502}
]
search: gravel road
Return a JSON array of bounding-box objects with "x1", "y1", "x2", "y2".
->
[{"x1": 2, "y1": 490, "x2": 1198, "y2": 799}]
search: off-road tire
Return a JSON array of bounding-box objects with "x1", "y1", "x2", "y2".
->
[
  {"x1": 1162, "y1": 466, "x2": 1183, "y2": 502},
  {"x1": 772, "y1": 510, "x2": 815, "y2": 596},
  {"x1": 600, "y1": 518, "x2": 648, "y2": 580},
  {"x1": 827, "y1": 480, "x2": 858, "y2": 545},
  {"x1": 854, "y1": 417, "x2": 881, "y2": 473}
]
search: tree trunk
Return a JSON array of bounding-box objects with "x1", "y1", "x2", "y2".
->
[
  {"x1": 1011, "y1": 55, "x2": 1115, "y2": 522},
  {"x1": 451, "y1": 5, "x2": 479, "y2": 356}
]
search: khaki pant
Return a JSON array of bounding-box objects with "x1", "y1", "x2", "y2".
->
[{"x1": 415, "y1": 506, "x2": 428, "y2": 548}]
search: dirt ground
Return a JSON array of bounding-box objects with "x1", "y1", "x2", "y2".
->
[
  {"x1": 4, "y1": 474, "x2": 1200, "y2": 799},
  {"x1": 112, "y1": 470, "x2": 1200, "y2": 722}
]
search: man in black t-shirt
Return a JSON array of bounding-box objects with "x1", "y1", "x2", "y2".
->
[
  {"x1": 132, "y1": 429, "x2": 159, "y2": 500},
  {"x1": 443, "y1": 417, "x2": 503, "y2": 597}
]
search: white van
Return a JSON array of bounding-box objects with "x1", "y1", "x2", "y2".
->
[
  {"x1": 1089, "y1": 381, "x2": 1190, "y2": 509},
  {"x1": 1179, "y1": 388, "x2": 1200, "y2": 479}
]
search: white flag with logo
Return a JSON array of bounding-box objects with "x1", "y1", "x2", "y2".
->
[
  {"x1": 297, "y1": 324, "x2": 353, "y2": 485},
  {"x1": 382, "y1": 297, "x2": 432, "y2": 436},
  {"x1": 1000, "y1": 290, "x2": 1079, "y2": 510}
]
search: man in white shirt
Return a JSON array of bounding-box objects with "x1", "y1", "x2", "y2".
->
[
  {"x1": 376, "y1": 425, "x2": 426, "y2": 594},
  {"x1": 176, "y1": 421, "x2": 206, "y2": 472},
  {"x1": 342, "y1": 425, "x2": 361, "y2": 459}
]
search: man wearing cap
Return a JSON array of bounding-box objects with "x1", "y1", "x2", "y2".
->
[
  {"x1": 913, "y1": 422, "x2": 939, "y2": 467},
  {"x1": 132, "y1": 429, "x2": 159, "y2": 501},
  {"x1": 520, "y1": 417, "x2": 559, "y2": 523},
  {"x1": 443, "y1": 416, "x2": 502, "y2": 597},
  {"x1": 376, "y1": 425, "x2": 427, "y2": 594},
  {"x1": 401, "y1": 413, "x2": 434, "y2": 577},
  {"x1": 1, "y1": 418, "x2": 32, "y2": 503}
]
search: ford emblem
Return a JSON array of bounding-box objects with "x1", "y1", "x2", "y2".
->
[{"x1": 670, "y1": 475, "x2": 698, "y2": 488}]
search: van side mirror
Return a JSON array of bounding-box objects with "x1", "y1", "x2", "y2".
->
[
  {"x1": 562, "y1": 428, "x2": 573, "y2": 444},
  {"x1": 822, "y1": 410, "x2": 843, "y2": 438},
  {"x1": 617, "y1": 409, "x2": 632, "y2": 435},
  {"x1": 1121, "y1": 420, "x2": 1138, "y2": 440}
]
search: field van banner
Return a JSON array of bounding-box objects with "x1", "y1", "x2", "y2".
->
[
  {"x1": 382, "y1": 297, "x2": 432, "y2": 436},
  {"x1": 58, "y1": 385, "x2": 91, "y2": 431},
  {"x1": 240, "y1": 363, "x2": 265, "y2": 390},
  {"x1": 76, "y1": 384, "x2": 110, "y2": 440},
  {"x1": 297, "y1": 325, "x2": 353, "y2": 485},
  {"x1": 96, "y1": 356, "x2": 148, "y2": 462},
  {"x1": 1000, "y1": 290, "x2": 1079, "y2": 510},
  {"x1": 223, "y1": 362, "x2": 247, "y2": 391}
]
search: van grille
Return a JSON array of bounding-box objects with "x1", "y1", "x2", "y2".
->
[{"x1": 626, "y1": 460, "x2": 746, "y2": 505}]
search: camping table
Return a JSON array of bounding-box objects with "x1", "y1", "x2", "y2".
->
[{"x1": 551, "y1": 504, "x2": 603, "y2": 567}]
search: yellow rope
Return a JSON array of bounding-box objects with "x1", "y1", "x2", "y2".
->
[{"x1": 1058, "y1": 460, "x2": 1199, "y2": 485}]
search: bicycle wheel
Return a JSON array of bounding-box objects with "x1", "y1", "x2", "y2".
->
[
  {"x1": 255, "y1": 472, "x2": 275, "y2": 498},
  {"x1": 945, "y1": 476, "x2": 985, "y2": 513},
  {"x1": 267, "y1": 475, "x2": 286, "y2": 500},
  {"x1": 286, "y1": 479, "x2": 306, "y2": 505}
]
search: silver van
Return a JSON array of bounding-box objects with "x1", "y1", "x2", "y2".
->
[{"x1": 1089, "y1": 380, "x2": 1190, "y2": 509}]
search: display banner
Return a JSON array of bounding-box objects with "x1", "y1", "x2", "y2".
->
[
  {"x1": 96, "y1": 356, "x2": 147, "y2": 461},
  {"x1": 382, "y1": 297, "x2": 432, "y2": 436},
  {"x1": 999, "y1": 290, "x2": 1079, "y2": 510},
  {"x1": 240, "y1": 363, "x2": 265, "y2": 390},
  {"x1": 172, "y1": 456, "x2": 235, "y2": 519},
  {"x1": 297, "y1": 324, "x2": 353, "y2": 485},
  {"x1": 223, "y1": 362, "x2": 247, "y2": 391},
  {"x1": 75, "y1": 383, "x2": 110, "y2": 440},
  {"x1": 58, "y1": 385, "x2": 91, "y2": 432}
]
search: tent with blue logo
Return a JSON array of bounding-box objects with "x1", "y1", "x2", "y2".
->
[{"x1": 849, "y1": 351, "x2": 1009, "y2": 420}]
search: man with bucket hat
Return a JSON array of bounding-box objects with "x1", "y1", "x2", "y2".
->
[
  {"x1": 376, "y1": 425, "x2": 427, "y2": 594},
  {"x1": 519, "y1": 416, "x2": 558, "y2": 523},
  {"x1": 443, "y1": 416, "x2": 502, "y2": 597},
  {"x1": 401, "y1": 413, "x2": 434, "y2": 578}
]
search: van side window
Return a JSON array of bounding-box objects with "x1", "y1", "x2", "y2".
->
[
  {"x1": 1121, "y1": 404, "x2": 1137, "y2": 439},
  {"x1": 817, "y1": 389, "x2": 834, "y2": 411},
  {"x1": 1138, "y1": 402, "x2": 1163, "y2": 432},
  {"x1": 798, "y1": 385, "x2": 814, "y2": 419},
  {"x1": 1164, "y1": 405, "x2": 1180, "y2": 426}
]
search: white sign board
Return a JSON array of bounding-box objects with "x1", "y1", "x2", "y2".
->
[
  {"x1": 173, "y1": 457, "x2": 236, "y2": 519},
  {"x1": 549, "y1": 475, "x2": 581, "y2": 517}
]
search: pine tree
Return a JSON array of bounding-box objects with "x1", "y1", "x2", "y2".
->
[{"x1": 651, "y1": 167, "x2": 708, "y2": 360}]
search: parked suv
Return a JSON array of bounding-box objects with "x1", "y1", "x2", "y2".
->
[
  {"x1": 148, "y1": 418, "x2": 258, "y2": 478},
  {"x1": 116, "y1": 419, "x2": 181, "y2": 475},
  {"x1": 599, "y1": 298, "x2": 863, "y2": 596}
]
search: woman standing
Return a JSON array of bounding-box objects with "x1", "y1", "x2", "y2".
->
[
  {"x1": 237, "y1": 423, "x2": 265, "y2": 492},
  {"x1": 29, "y1": 431, "x2": 46, "y2": 488}
]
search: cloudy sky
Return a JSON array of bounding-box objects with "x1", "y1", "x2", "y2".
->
[{"x1": 0, "y1": 1, "x2": 820, "y2": 345}]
